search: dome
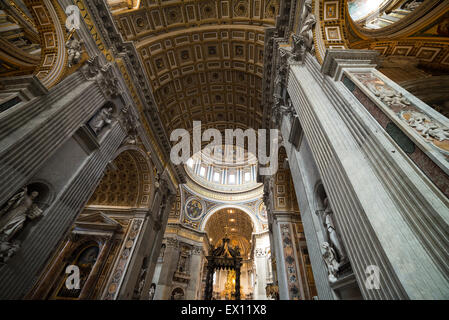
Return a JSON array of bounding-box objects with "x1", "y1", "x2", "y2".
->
[
  {"x1": 348, "y1": 0, "x2": 391, "y2": 22},
  {"x1": 185, "y1": 145, "x2": 261, "y2": 193}
]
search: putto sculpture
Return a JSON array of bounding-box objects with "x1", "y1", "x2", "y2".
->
[{"x1": 66, "y1": 36, "x2": 84, "y2": 68}]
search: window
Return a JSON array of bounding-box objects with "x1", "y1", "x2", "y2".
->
[
  {"x1": 213, "y1": 172, "x2": 220, "y2": 182},
  {"x1": 228, "y1": 174, "x2": 235, "y2": 184},
  {"x1": 200, "y1": 166, "x2": 206, "y2": 177},
  {"x1": 244, "y1": 172, "x2": 251, "y2": 182}
]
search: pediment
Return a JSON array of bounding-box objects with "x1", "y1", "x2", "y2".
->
[{"x1": 75, "y1": 212, "x2": 122, "y2": 231}]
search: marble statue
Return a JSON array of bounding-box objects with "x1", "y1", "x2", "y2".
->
[
  {"x1": 291, "y1": 34, "x2": 306, "y2": 62},
  {"x1": 299, "y1": 0, "x2": 316, "y2": 54},
  {"x1": 148, "y1": 283, "x2": 156, "y2": 300},
  {"x1": 91, "y1": 107, "x2": 113, "y2": 135},
  {"x1": 0, "y1": 188, "x2": 42, "y2": 241},
  {"x1": 119, "y1": 106, "x2": 138, "y2": 144},
  {"x1": 135, "y1": 268, "x2": 147, "y2": 297},
  {"x1": 154, "y1": 171, "x2": 161, "y2": 190},
  {"x1": 0, "y1": 187, "x2": 42, "y2": 263},
  {"x1": 65, "y1": 37, "x2": 84, "y2": 68},
  {"x1": 178, "y1": 255, "x2": 187, "y2": 272},
  {"x1": 322, "y1": 198, "x2": 347, "y2": 264},
  {"x1": 321, "y1": 242, "x2": 339, "y2": 283}
]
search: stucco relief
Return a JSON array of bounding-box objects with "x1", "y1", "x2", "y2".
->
[{"x1": 351, "y1": 71, "x2": 449, "y2": 157}]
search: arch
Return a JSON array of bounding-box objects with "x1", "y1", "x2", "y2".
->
[
  {"x1": 313, "y1": 181, "x2": 328, "y2": 212},
  {"x1": 170, "y1": 287, "x2": 185, "y2": 300},
  {"x1": 200, "y1": 204, "x2": 262, "y2": 234},
  {"x1": 87, "y1": 145, "x2": 155, "y2": 208},
  {"x1": 25, "y1": 179, "x2": 54, "y2": 211},
  {"x1": 313, "y1": 0, "x2": 449, "y2": 75},
  {"x1": 23, "y1": 0, "x2": 69, "y2": 87}
]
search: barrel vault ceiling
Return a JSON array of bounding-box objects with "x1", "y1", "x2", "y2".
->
[
  {"x1": 205, "y1": 207, "x2": 254, "y2": 257},
  {"x1": 109, "y1": 0, "x2": 279, "y2": 137}
]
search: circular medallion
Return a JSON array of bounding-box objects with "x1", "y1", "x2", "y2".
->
[
  {"x1": 258, "y1": 201, "x2": 268, "y2": 221},
  {"x1": 185, "y1": 197, "x2": 205, "y2": 220}
]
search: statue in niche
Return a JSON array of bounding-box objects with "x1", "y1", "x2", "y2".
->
[
  {"x1": 66, "y1": 36, "x2": 84, "y2": 68},
  {"x1": 178, "y1": 255, "x2": 187, "y2": 272},
  {"x1": 322, "y1": 242, "x2": 339, "y2": 283},
  {"x1": 159, "y1": 244, "x2": 166, "y2": 260},
  {"x1": 0, "y1": 187, "x2": 42, "y2": 263},
  {"x1": 322, "y1": 198, "x2": 347, "y2": 264},
  {"x1": 318, "y1": 197, "x2": 349, "y2": 282},
  {"x1": 134, "y1": 258, "x2": 148, "y2": 299},
  {"x1": 154, "y1": 170, "x2": 161, "y2": 190},
  {"x1": 177, "y1": 247, "x2": 190, "y2": 273},
  {"x1": 148, "y1": 283, "x2": 156, "y2": 300},
  {"x1": 90, "y1": 107, "x2": 113, "y2": 135}
]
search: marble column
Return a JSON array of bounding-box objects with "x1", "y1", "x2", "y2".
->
[
  {"x1": 284, "y1": 49, "x2": 449, "y2": 299},
  {"x1": 253, "y1": 232, "x2": 270, "y2": 300},
  {"x1": 153, "y1": 238, "x2": 180, "y2": 300},
  {"x1": 185, "y1": 245, "x2": 203, "y2": 299}
]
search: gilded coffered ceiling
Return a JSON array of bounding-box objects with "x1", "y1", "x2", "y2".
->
[
  {"x1": 315, "y1": 0, "x2": 449, "y2": 73},
  {"x1": 88, "y1": 150, "x2": 153, "y2": 208},
  {"x1": 109, "y1": 0, "x2": 279, "y2": 136}
]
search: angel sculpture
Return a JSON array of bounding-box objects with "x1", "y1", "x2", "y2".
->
[
  {"x1": 0, "y1": 187, "x2": 42, "y2": 262},
  {"x1": 408, "y1": 113, "x2": 432, "y2": 138},
  {"x1": 66, "y1": 37, "x2": 84, "y2": 68},
  {"x1": 429, "y1": 126, "x2": 449, "y2": 142},
  {"x1": 228, "y1": 245, "x2": 241, "y2": 258},
  {"x1": 91, "y1": 107, "x2": 113, "y2": 135},
  {"x1": 211, "y1": 240, "x2": 226, "y2": 257}
]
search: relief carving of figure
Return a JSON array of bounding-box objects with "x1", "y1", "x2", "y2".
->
[
  {"x1": 90, "y1": 107, "x2": 113, "y2": 135},
  {"x1": 0, "y1": 187, "x2": 42, "y2": 263},
  {"x1": 403, "y1": 0, "x2": 423, "y2": 11},
  {"x1": 407, "y1": 112, "x2": 449, "y2": 142},
  {"x1": 66, "y1": 36, "x2": 84, "y2": 68},
  {"x1": 366, "y1": 82, "x2": 410, "y2": 109}
]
